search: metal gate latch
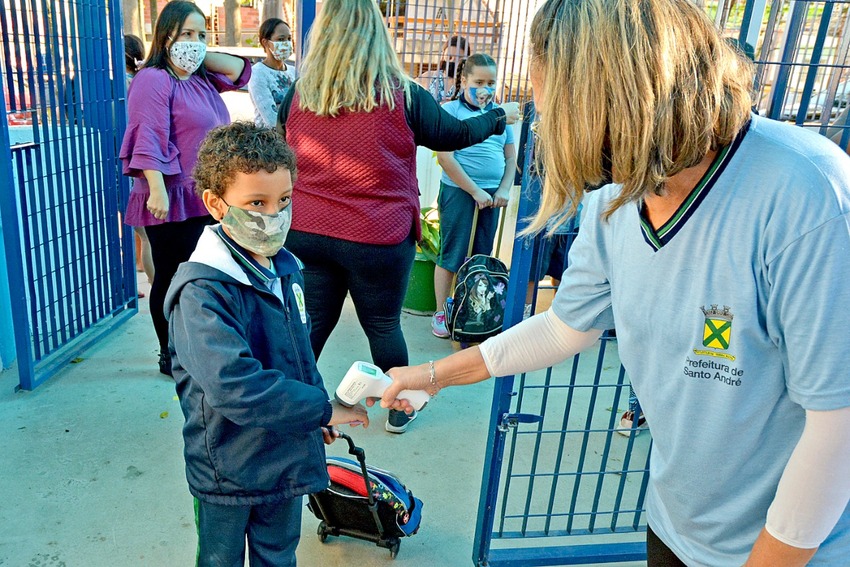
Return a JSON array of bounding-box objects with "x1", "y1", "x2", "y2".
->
[{"x1": 498, "y1": 413, "x2": 543, "y2": 432}]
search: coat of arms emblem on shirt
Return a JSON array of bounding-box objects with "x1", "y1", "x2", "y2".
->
[
  {"x1": 701, "y1": 305, "x2": 733, "y2": 350},
  {"x1": 292, "y1": 283, "x2": 307, "y2": 325}
]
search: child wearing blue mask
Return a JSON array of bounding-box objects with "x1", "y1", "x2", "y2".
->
[
  {"x1": 165, "y1": 122, "x2": 368, "y2": 566},
  {"x1": 431, "y1": 54, "x2": 517, "y2": 339}
]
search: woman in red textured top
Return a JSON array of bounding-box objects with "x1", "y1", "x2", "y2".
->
[{"x1": 277, "y1": 0, "x2": 519, "y2": 434}]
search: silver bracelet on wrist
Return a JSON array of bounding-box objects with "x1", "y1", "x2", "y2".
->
[{"x1": 428, "y1": 360, "x2": 440, "y2": 397}]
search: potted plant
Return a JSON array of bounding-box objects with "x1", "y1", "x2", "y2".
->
[{"x1": 402, "y1": 207, "x2": 440, "y2": 314}]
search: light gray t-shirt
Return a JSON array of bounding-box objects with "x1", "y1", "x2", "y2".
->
[{"x1": 552, "y1": 114, "x2": 850, "y2": 566}]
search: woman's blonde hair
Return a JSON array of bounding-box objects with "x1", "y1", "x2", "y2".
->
[
  {"x1": 295, "y1": 0, "x2": 411, "y2": 116},
  {"x1": 527, "y1": 0, "x2": 754, "y2": 233}
]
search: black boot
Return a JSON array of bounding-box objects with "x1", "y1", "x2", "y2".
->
[{"x1": 158, "y1": 350, "x2": 173, "y2": 377}]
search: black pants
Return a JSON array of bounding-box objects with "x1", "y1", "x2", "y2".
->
[
  {"x1": 285, "y1": 230, "x2": 416, "y2": 372},
  {"x1": 647, "y1": 525, "x2": 688, "y2": 566},
  {"x1": 144, "y1": 215, "x2": 212, "y2": 351}
]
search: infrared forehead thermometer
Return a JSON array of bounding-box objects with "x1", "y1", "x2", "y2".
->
[{"x1": 335, "y1": 361, "x2": 430, "y2": 411}]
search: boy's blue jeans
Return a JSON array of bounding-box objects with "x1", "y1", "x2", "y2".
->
[{"x1": 196, "y1": 496, "x2": 302, "y2": 567}]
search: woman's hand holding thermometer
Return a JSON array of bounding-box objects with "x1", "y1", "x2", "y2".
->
[{"x1": 335, "y1": 361, "x2": 430, "y2": 411}]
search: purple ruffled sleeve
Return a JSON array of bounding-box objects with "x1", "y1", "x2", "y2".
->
[
  {"x1": 119, "y1": 68, "x2": 181, "y2": 178},
  {"x1": 207, "y1": 56, "x2": 252, "y2": 93}
]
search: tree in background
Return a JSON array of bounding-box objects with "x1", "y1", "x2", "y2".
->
[
  {"x1": 224, "y1": 0, "x2": 242, "y2": 46},
  {"x1": 149, "y1": 0, "x2": 158, "y2": 33},
  {"x1": 122, "y1": 0, "x2": 145, "y2": 40},
  {"x1": 121, "y1": 0, "x2": 298, "y2": 48},
  {"x1": 260, "y1": 0, "x2": 283, "y2": 25}
]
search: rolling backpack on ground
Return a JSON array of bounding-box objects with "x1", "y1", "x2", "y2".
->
[
  {"x1": 445, "y1": 207, "x2": 510, "y2": 343},
  {"x1": 307, "y1": 432, "x2": 422, "y2": 559}
]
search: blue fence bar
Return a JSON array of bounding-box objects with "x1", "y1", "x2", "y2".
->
[
  {"x1": 0, "y1": 0, "x2": 137, "y2": 390},
  {"x1": 472, "y1": 102, "x2": 542, "y2": 567},
  {"x1": 0, "y1": 69, "x2": 29, "y2": 373},
  {"x1": 767, "y1": 2, "x2": 808, "y2": 119},
  {"x1": 296, "y1": 0, "x2": 316, "y2": 67},
  {"x1": 794, "y1": 1, "x2": 835, "y2": 125}
]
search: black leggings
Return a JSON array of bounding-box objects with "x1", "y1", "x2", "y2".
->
[
  {"x1": 144, "y1": 215, "x2": 212, "y2": 351},
  {"x1": 285, "y1": 230, "x2": 416, "y2": 372},
  {"x1": 647, "y1": 525, "x2": 687, "y2": 566}
]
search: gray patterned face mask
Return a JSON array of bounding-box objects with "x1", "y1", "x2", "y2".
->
[
  {"x1": 221, "y1": 204, "x2": 292, "y2": 257},
  {"x1": 169, "y1": 40, "x2": 206, "y2": 74}
]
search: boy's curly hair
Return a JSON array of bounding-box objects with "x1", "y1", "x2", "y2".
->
[{"x1": 194, "y1": 121, "x2": 297, "y2": 197}]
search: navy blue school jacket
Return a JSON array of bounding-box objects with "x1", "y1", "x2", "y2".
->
[{"x1": 165, "y1": 226, "x2": 334, "y2": 505}]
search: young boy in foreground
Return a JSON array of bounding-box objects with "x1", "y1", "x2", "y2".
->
[{"x1": 165, "y1": 121, "x2": 368, "y2": 566}]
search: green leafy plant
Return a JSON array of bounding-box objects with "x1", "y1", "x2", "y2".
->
[{"x1": 417, "y1": 206, "x2": 441, "y2": 263}]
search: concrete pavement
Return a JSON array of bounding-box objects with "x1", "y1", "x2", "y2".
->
[{"x1": 0, "y1": 274, "x2": 646, "y2": 567}]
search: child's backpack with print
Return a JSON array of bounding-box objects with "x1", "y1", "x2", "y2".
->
[
  {"x1": 308, "y1": 433, "x2": 422, "y2": 559},
  {"x1": 445, "y1": 254, "x2": 509, "y2": 343}
]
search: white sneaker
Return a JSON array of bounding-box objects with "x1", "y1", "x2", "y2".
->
[{"x1": 616, "y1": 411, "x2": 648, "y2": 436}]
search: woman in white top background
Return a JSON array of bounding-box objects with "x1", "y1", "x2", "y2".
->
[{"x1": 248, "y1": 18, "x2": 296, "y2": 128}]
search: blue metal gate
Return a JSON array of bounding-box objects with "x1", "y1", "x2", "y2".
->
[
  {"x1": 0, "y1": 0, "x2": 136, "y2": 390},
  {"x1": 471, "y1": 2, "x2": 850, "y2": 565}
]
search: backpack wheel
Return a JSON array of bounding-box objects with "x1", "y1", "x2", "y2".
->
[
  {"x1": 389, "y1": 539, "x2": 400, "y2": 559},
  {"x1": 317, "y1": 522, "x2": 329, "y2": 543}
]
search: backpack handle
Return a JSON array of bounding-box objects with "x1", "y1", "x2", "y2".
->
[
  {"x1": 468, "y1": 204, "x2": 508, "y2": 258},
  {"x1": 466, "y1": 207, "x2": 480, "y2": 259},
  {"x1": 452, "y1": 205, "x2": 506, "y2": 293}
]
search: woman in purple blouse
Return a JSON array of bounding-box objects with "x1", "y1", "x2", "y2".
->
[{"x1": 119, "y1": 0, "x2": 250, "y2": 376}]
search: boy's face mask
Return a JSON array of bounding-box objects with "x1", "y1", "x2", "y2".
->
[
  {"x1": 270, "y1": 40, "x2": 293, "y2": 62},
  {"x1": 221, "y1": 204, "x2": 292, "y2": 257},
  {"x1": 169, "y1": 40, "x2": 206, "y2": 74},
  {"x1": 467, "y1": 86, "x2": 495, "y2": 109}
]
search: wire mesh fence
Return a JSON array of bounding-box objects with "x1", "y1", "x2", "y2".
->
[
  {"x1": 377, "y1": 0, "x2": 850, "y2": 147},
  {"x1": 380, "y1": 0, "x2": 544, "y2": 104}
]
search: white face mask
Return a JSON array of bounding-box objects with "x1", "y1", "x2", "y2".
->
[
  {"x1": 270, "y1": 40, "x2": 293, "y2": 62},
  {"x1": 169, "y1": 40, "x2": 206, "y2": 74}
]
